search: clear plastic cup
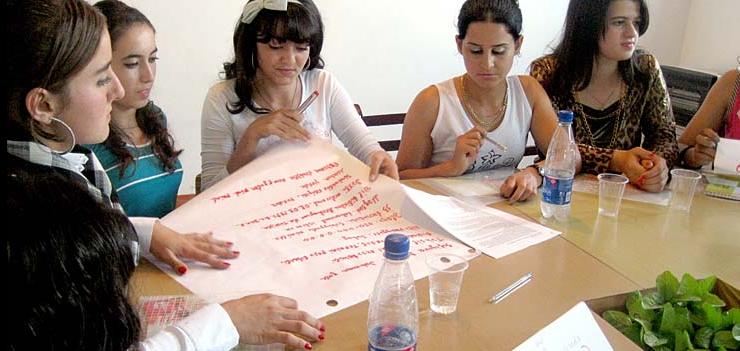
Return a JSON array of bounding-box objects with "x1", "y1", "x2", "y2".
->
[
  {"x1": 425, "y1": 253, "x2": 468, "y2": 314},
  {"x1": 669, "y1": 169, "x2": 702, "y2": 211},
  {"x1": 597, "y1": 173, "x2": 629, "y2": 217}
]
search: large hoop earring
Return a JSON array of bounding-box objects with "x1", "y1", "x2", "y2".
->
[
  {"x1": 303, "y1": 57, "x2": 311, "y2": 71},
  {"x1": 31, "y1": 117, "x2": 76, "y2": 154}
]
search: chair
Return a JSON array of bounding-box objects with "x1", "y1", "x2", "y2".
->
[
  {"x1": 661, "y1": 65, "x2": 719, "y2": 127},
  {"x1": 355, "y1": 104, "x2": 406, "y2": 152}
]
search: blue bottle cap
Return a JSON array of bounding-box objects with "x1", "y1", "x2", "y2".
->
[
  {"x1": 558, "y1": 110, "x2": 574, "y2": 123},
  {"x1": 384, "y1": 234, "x2": 410, "y2": 260}
]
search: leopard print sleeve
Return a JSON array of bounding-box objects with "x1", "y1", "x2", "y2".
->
[
  {"x1": 529, "y1": 55, "x2": 555, "y2": 89},
  {"x1": 636, "y1": 54, "x2": 679, "y2": 169},
  {"x1": 577, "y1": 144, "x2": 614, "y2": 175}
]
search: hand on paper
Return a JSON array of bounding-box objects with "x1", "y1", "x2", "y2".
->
[
  {"x1": 688, "y1": 128, "x2": 720, "y2": 167},
  {"x1": 222, "y1": 294, "x2": 325, "y2": 350},
  {"x1": 150, "y1": 221, "x2": 239, "y2": 274},
  {"x1": 246, "y1": 109, "x2": 311, "y2": 143},
  {"x1": 368, "y1": 150, "x2": 399, "y2": 181},
  {"x1": 444, "y1": 126, "x2": 486, "y2": 176},
  {"x1": 500, "y1": 166, "x2": 541, "y2": 202}
]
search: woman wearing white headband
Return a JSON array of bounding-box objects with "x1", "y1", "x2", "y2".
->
[{"x1": 200, "y1": 0, "x2": 398, "y2": 191}]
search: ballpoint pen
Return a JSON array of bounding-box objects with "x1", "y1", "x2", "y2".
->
[
  {"x1": 489, "y1": 272, "x2": 533, "y2": 304},
  {"x1": 297, "y1": 90, "x2": 319, "y2": 113},
  {"x1": 484, "y1": 135, "x2": 508, "y2": 152}
]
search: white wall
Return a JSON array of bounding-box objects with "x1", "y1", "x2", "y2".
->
[
  {"x1": 640, "y1": 0, "x2": 740, "y2": 74},
  {"x1": 123, "y1": 0, "x2": 569, "y2": 193},
  {"x1": 679, "y1": 0, "x2": 740, "y2": 73}
]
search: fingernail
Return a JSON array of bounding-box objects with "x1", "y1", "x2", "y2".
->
[
  {"x1": 226, "y1": 241, "x2": 234, "y2": 247},
  {"x1": 318, "y1": 333, "x2": 325, "y2": 340},
  {"x1": 177, "y1": 266, "x2": 187, "y2": 275},
  {"x1": 304, "y1": 343, "x2": 312, "y2": 350},
  {"x1": 319, "y1": 325, "x2": 326, "y2": 332},
  {"x1": 232, "y1": 250, "x2": 241, "y2": 255},
  {"x1": 223, "y1": 261, "x2": 231, "y2": 267}
]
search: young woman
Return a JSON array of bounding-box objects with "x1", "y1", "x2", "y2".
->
[
  {"x1": 396, "y1": 0, "x2": 569, "y2": 202},
  {"x1": 679, "y1": 63, "x2": 740, "y2": 168},
  {"x1": 530, "y1": 0, "x2": 678, "y2": 192},
  {"x1": 200, "y1": 0, "x2": 398, "y2": 191},
  {"x1": 89, "y1": 0, "x2": 183, "y2": 218},
  {"x1": 7, "y1": 172, "x2": 324, "y2": 351},
  {"x1": 7, "y1": 0, "x2": 234, "y2": 275},
  {"x1": 7, "y1": 1, "x2": 323, "y2": 349}
]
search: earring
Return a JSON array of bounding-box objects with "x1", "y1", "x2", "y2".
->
[
  {"x1": 31, "y1": 117, "x2": 76, "y2": 154},
  {"x1": 303, "y1": 57, "x2": 311, "y2": 71}
]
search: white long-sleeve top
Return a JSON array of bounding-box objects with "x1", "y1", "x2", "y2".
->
[
  {"x1": 200, "y1": 69, "x2": 382, "y2": 190},
  {"x1": 139, "y1": 303, "x2": 239, "y2": 351}
]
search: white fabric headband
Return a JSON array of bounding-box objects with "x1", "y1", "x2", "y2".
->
[{"x1": 241, "y1": 0, "x2": 303, "y2": 24}]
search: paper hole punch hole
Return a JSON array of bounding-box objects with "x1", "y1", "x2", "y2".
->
[{"x1": 326, "y1": 299, "x2": 338, "y2": 307}]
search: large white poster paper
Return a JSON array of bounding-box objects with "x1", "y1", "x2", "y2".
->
[{"x1": 157, "y1": 140, "x2": 475, "y2": 318}]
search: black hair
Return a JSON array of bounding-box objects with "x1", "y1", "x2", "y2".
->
[
  {"x1": 457, "y1": 0, "x2": 523, "y2": 40},
  {"x1": 543, "y1": 0, "x2": 650, "y2": 98},
  {"x1": 94, "y1": 0, "x2": 183, "y2": 177},
  {"x1": 224, "y1": 0, "x2": 325, "y2": 114},
  {"x1": 6, "y1": 170, "x2": 141, "y2": 350}
]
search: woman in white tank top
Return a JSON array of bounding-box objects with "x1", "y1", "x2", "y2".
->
[{"x1": 397, "y1": 0, "x2": 570, "y2": 202}]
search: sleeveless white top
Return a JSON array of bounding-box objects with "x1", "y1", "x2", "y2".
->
[{"x1": 430, "y1": 75, "x2": 533, "y2": 173}]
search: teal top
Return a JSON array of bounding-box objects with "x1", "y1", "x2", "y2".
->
[{"x1": 89, "y1": 142, "x2": 183, "y2": 218}]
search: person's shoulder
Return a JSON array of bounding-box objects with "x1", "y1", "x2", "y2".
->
[
  {"x1": 634, "y1": 50, "x2": 660, "y2": 73},
  {"x1": 207, "y1": 79, "x2": 236, "y2": 96},
  {"x1": 531, "y1": 55, "x2": 557, "y2": 71}
]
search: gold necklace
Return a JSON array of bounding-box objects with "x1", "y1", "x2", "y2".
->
[
  {"x1": 460, "y1": 75, "x2": 508, "y2": 131},
  {"x1": 582, "y1": 86, "x2": 617, "y2": 110},
  {"x1": 254, "y1": 78, "x2": 300, "y2": 112},
  {"x1": 573, "y1": 83, "x2": 627, "y2": 149}
]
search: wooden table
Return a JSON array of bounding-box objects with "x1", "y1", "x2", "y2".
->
[{"x1": 136, "y1": 181, "x2": 738, "y2": 350}]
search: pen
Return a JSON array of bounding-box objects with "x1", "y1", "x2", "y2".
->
[
  {"x1": 297, "y1": 90, "x2": 319, "y2": 113},
  {"x1": 484, "y1": 135, "x2": 508, "y2": 152},
  {"x1": 489, "y1": 272, "x2": 533, "y2": 304}
]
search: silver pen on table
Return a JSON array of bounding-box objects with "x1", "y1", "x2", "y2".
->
[
  {"x1": 489, "y1": 272, "x2": 533, "y2": 304},
  {"x1": 297, "y1": 90, "x2": 319, "y2": 113},
  {"x1": 484, "y1": 135, "x2": 508, "y2": 152}
]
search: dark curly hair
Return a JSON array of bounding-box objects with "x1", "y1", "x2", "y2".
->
[
  {"x1": 224, "y1": 0, "x2": 325, "y2": 115},
  {"x1": 457, "y1": 0, "x2": 523, "y2": 40},
  {"x1": 95, "y1": 0, "x2": 182, "y2": 177},
  {"x1": 6, "y1": 170, "x2": 141, "y2": 350}
]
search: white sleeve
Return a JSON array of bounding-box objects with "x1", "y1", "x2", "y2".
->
[
  {"x1": 324, "y1": 73, "x2": 383, "y2": 165},
  {"x1": 201, "y1": 84, "x2": 236, "y2": 191},
  {"x1": 130, "y1": 217, "x2": 155, "y2": 255},
  {"x1": 139, "y1": 303, "x2": 239, "y2": 351}
]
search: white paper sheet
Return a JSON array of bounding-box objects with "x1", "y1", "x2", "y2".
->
[
  {"x1": 156, "y1": 139, "x2": 476, "y2": 318},
  {"x1": 419, "y1": 168, "x2": 515, "y2": 205},
  {"x1": 402, "y1": 185, "x2": 560, "y2": 258},
  {"x1": 714, "y1": 137, "x2": 740, "y2": 177},
  {"x1": 514, "y1": 302, "x2": 614, "y2": 351},
  {"x1": 573, "y1": 174, "x2": 671, "y2": 206}
]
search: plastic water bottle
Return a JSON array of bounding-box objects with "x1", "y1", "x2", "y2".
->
[
  {"x1": 367, "y1": 234, "x2": 418, "y2": 351},
  {"x1": 541, "y1": 110, "x2": 577, "y2": 221}
]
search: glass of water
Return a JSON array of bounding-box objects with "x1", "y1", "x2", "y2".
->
[{"x1": 425, "y1": 253, "x2": 469, "y2": 314}]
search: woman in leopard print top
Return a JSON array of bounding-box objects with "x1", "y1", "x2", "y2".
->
[{"x1": 530, "y1": 0, "x2": 678, "y2": 193}]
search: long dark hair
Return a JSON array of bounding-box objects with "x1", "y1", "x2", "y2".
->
[
  {"x1": 224, "y1": 0, "x2": 325, "y2": 115},
  {"x1": 7, "y1": 0, "x2": 106, "y2": 143},
  {"x1": 457, "y1": 0, "x2": 523, "y2": 40},
  {"x1": 95, "y1": 0, "x2": 182, "y2": 177},
  {"x1": 6, "y1": 171, "x2": 140, "y2": 350},
  {"x1": 544, "y1": 0, "x2": 650, "y2": 98}
]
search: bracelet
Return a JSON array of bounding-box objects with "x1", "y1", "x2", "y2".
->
[
  {"x1": 525, "y1": 164, "x2": 544, "y2": 188},
  {"x1": 678, "y1": 146, "x2": 702, "y2": 170}
]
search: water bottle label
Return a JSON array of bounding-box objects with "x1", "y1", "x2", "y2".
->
[
  {"x1": 368, "y1": 325, "x2": 416, "y2": 351},
  {"x1": 542, "y1": 175, "x2": 573, "y2": 205}
]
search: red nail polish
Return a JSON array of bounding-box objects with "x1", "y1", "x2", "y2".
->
[
  {"x1": 319, "y1": 325, "x2": 326, "y2": 332},
  {"x1": 223, "y1": 262, "x2": 231, "y2": 267},
  {"x1": 226, "y1": 241, "x2": 234, "y2": 246},
  {"x1": 177, "y1": 266, "x2": 187, "y2": 275},
  {"x1": 304, "y1": 343, "x2": 312, "y2": 350},
  {"x1": 318, "y1": 333, "x2": 325, "y2": 340},
  {"x1": 232, "y1": 251, "x2": 241, "y2": 255}
]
